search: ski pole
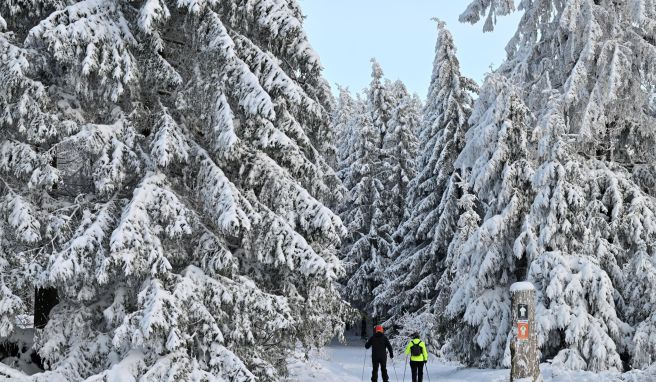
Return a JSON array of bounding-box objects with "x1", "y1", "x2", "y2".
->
[
  {"x1": 402, "y1": 355, "x2": 407, "y2": 382},
  {"x1": 424, "y1": 360, "x2": 431, "y2": 382},
  {"x1": 392, "y1": 358, "x2": 399, "y2": 382},
  {"x1": 361, "y1": 348, "x2": 368, "y2": 382}
]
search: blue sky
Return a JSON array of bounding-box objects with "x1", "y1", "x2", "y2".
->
[{"x1": 298, "y1": 0, "x2": 522, "y2": 98}]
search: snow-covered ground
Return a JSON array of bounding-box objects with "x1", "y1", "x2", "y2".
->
[
  {"x1": 287, "y1": 337, "x2": 507, "y2": 382},
  {"x1": 287, "y1": 336, "x2": 656, "y2": 382},
  {"x1": 0, "y1": 363, "x2": 29, "y2": 382},
  {"x1": 3, "y1": 335, "x2": 655, "y2": 381}
]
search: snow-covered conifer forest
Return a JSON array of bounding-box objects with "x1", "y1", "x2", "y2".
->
[
  {"x1": 0, "y1": 0, "x2": 349, "y2": 380},
  {"x1": 2, "y1": 0, "x2": 656, "y2": 381}
]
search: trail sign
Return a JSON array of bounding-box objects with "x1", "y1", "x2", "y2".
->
[
  {"x1": 510, "y1": 282, "x2": 541, "y2": 381},
  {"x1": 518, "y1": 304, "x2": 528, "y2": 320},
  {"x1": 517, "y1": 322, "x2": 529, "y2": 341}
]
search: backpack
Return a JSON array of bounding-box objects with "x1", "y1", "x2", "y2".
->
[{"x1": 410, "y1": 340, "x2": 422, "y2": 357}]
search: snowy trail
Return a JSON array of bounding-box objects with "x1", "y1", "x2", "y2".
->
[
  {"x1": 286, "y1": 336, "x2": 651, "y2": 382},
  {"x1": 287, "y1": 336, "x2": 509, "y2": 382},
  {"x1": 2, "y1": 338, "x2": 653, "y2": 381}
]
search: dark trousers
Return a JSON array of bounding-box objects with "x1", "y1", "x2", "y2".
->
[
  {"x1": 410, "y1": 360, "x2": 424, "y2": 382},
  {"x1": 371, "y1": 358, "x2": 389, "y2": 382}
]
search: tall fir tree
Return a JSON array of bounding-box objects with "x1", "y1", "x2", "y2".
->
[
  {"x1": 368, "y1": 59, "x2": 395, "y2": 143},
  {"x1": 381, "y1": 80, "x2": 419, "y2": 245},
  {"x1": 435, "y1": 0, "x2": 656, "y2": 372},
  {"x1": 363, "y1": 59, "x2": 397, "y2": 269},
  {"x1": 338, "y1": 108, "x2": 387, "y2": 311},
  {"x1": 333, "y1": 86, "x2": 361, "y2": 191},
  {"x1": 0, "y1": 1, "x2": 349, "y2": 380},
  {"x1": 339, "y1": 60, "x2": 390, "y2": 311},
  {"x1": 374, "y1": 21, "x2": 477, "y2": 322},
  {"x1": 338, "y1": 60, "x2": 418, "y2": 314},
  {"x1": 440, "y1": 75, "x2": 538, "y2": 368}
]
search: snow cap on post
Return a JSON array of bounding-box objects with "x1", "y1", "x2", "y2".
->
[{"x1": 509, "y1": 281, "x2": 535, "y2": 293}]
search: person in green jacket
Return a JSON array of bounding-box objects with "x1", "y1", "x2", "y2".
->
[{"x1": 404, "y1": 332, "x2": 428, "y2": 382}]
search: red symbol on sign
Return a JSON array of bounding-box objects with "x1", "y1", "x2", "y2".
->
[{"x1": 518, "y1": 322, "x2": 529, "y2": 341}]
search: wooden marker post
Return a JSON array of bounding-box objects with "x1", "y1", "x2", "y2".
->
[{"x1": 510, "y1": 282, "x2": 541, "y2": 382}]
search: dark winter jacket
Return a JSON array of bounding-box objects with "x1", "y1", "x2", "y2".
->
[{"x1": 365, "y1": 332, "x2": 394, "y2": 361}]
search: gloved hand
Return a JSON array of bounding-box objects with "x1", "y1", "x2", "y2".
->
[
  {"x1": 423, "y1": 360, "x2": 427, "y2": 364},
  {"x1": 390, "y1": 354, "x2": 394, "y2": 359}
]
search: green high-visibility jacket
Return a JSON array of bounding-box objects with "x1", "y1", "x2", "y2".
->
[{"x1": 405, "y1": 338, "x2": 428, "y2": 362}]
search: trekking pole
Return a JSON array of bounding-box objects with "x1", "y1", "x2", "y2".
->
[
  {"x1": 402, "y1": 355, "x2": 407, "y2": 382},
  {"x1": 424, "y1": 361, "x2": 431, "y2": 382},
  {"x1": 361, "y1": 348, "x2": 367, "y2": 382}
]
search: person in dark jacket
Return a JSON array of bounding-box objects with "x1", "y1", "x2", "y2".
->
[{"x1": 365, "y1": 325, "x2": 393, "y2": 382}]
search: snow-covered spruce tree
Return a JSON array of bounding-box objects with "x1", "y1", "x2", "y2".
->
[
  {"x1": 439, "y1": 75, "x2": 535, "y2": 367},
  {"x1": 338, "y1": 60, "x2": 403, "y2": 312},
  {"x1": 363, "y1": 59, "x2": 398, "y2": 257},
  {"x1": 389, "y1": 81, "x2": 423, "y2": 139},
  {"x1": 368, "y1": 59, "x2": 395, "y2": 152},
  {"x1": 0, "y1": 1, "x2": 350, "y2": 380},
  {"x1": 339, "y1": 109, "x2": 388, "y2": 311},
  {"x1": 522, "y1": 97, "x2": 631, "y2": 372},
  {"x1": 334, "y1": 86, "x2": 354, "y2": 163},
  {"x1": 512, "y1": 1, "x2": 656, "y2": 370},
  {"x1": 333, "y1": 86, "x2": 362, "y2": 190},
  {"x1": 373, "y1": 21, "x2": 477, "y2": 322},
  {"x1": 439, "y1": 0, "x2": 656, "y2": 371},
  {"x1": 380, "y1": 80, "x2": 419, "y2": 246}
]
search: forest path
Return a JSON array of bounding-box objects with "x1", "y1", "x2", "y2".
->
[
  {"x1": 285, "y1": 334, "x2": 642, "y2": 381},
  {"x1": 1, "y1": 336, "x2": 647, "y2": 381},
  {"x1": 287, "y1": 335, "x2": 509, "y2": 381}
]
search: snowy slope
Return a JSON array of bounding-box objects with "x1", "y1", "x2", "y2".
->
[{"x1": 286, "y1": 336, "x2": 656, "y2": 382}]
